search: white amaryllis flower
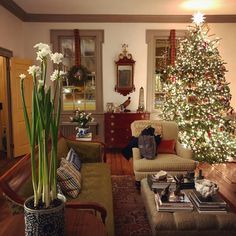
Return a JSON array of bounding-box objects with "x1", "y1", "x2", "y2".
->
[
  {"x1": 50, "y1": 70, "x2": 66, "y2": 81},
  {"x1": 27, "y1": 65, "x2": 41, "y2": 77},
  {"x1": 34, "y1": 43, "x2": 51, "y2": 61},
  {"x1": 50, "y1": 52, "x2": 64, "y2": 64},
  {"x1": 34, "y1": 43, "x2": 50, "y2": 51},
  {"x1": 19, "y1": 74, "x2": 26, "y2": 79}
]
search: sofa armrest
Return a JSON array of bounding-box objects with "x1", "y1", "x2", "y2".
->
[
  {"x1": 65, "y1": 139, "x2": 105, "y2": 163},
  {"x1": 132, "y1": 147, "x2": 142, "y2": 161},
  {"x1": 176, "y1": 141, "x2": 193, "y2": 159},
  {"x1": 66, "y1": 201, "x2": 107, "y2": 225}
]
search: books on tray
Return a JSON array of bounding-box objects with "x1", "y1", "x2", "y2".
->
[
  {"x1": 76, "y1": 132, "x2": 92, "y2": 141},
  {"x1": 147, "y1": 174, "x2": 176, "y2": 191},
  {"x1": 154, "y1": 191, "x2": 194, "y2": 212},
  {"x1": 188, "y1": 190, "x2": 228, "y2": 214}
]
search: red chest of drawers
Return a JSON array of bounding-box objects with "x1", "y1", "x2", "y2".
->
[{"x1": 104, "y1": 112, "x2": 150, "y2": 148}]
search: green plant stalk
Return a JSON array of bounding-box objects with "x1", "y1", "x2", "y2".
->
[
  {"x1": 31, "y1": 88, "x2": 39, "y2": 206},
  {"x1": 43, "y1": 59, "x2": 47, "y2": 88},
  {"x1": 37, "y1": 128, "x2": 43, "y2": 200},
  {"x1": 20, "y1": 78, "x2": 38, "y2": 206},
  {"x1": 50, "y1": 79, "x2": 61, "y2": 200},
  {"x1": 42, "y1": 129, "x2": 50, "y2": 207}
]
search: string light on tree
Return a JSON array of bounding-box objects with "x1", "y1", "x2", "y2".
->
[{"x1": 162, "y1": 13, "x2": 236, "y2": 163}]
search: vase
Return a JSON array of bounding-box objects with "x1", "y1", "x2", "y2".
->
[
  {"x1": 24, "y1": 194, "x2": 66, "y2": 236},
  {"x1": 76, "y1": 127, "x2": 90, "y2": 137}
]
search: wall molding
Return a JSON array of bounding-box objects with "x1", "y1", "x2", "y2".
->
[
  {"x1": 0, "y1": 47, "x2": 13, "y2": 58},
  {"x1": 1, "y1": 1, "x2": 236, "y2": 23}
]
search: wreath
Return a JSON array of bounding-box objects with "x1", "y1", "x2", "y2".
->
[{"x1": 66, "y1": 65, "x2": 90, "y2": 86}]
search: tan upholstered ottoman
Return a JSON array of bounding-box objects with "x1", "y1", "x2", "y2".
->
[{"x1": 141, "y1": 178, "x2": 236, "y2": 236}]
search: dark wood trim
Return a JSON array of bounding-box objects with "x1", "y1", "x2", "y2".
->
[
  {"x1": 0, "y1": 47, "x2": 13, "y2": 58},
  {"x1": 1, "y1": 1, "x2": 236, "y2": 24},
  {"x1": 5, "y1": 58, "x2": 13, "y2": 159},
  {"x1": 0, "y1": 0, "x2": 26, "y2": 21},
  {"x1": 0, "y1": 48, "x2": 13, "y2": 159},
  {"x1": 19, "y1": 14, "x2": 236, "y2": 23}
]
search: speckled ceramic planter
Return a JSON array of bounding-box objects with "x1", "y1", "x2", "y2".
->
[{"x1": 24, "y1": 195, "x2": 65, "y2": 236}]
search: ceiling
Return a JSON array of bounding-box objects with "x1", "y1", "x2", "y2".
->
[{"x1": 12, "y1": 0, "x2": 236, "y2": 15}]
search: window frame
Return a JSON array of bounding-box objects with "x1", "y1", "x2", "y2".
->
[
  {"x1": 50, "y1": 29, "x2": 104, "y2": 113},
  {"x1": 146, "y1": 30, "x2": 186, "y2": 114}
]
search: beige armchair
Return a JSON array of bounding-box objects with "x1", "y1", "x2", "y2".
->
[{"x1": 131, "y1": 120, "x2": 198, "y2": 182}]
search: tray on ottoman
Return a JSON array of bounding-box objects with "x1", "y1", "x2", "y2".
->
[{"x1": 141, "y1": 178, "x2": 236, "y2": 236}]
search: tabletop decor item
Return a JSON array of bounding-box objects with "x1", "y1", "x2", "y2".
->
[
  {"x1": 195, "y1": 179, "x2": 219, "y2": 199},
  {"x1": 20, "y1": 43, "x2": 66, "y2": 236},
  {"x1": 70, "y1": 109, "x2": 93, "y2": 136}
]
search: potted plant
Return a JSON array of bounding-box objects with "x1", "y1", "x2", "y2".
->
[
  {"x1": 70, "y1": 109, "x2": 93, "y2": 137},
  {"x1": 20, "y1": 43, "x2": 66, "y2": 236}
]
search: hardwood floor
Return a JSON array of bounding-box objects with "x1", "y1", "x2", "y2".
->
[
  {"x1": 106, "y1": 149, "x2": 133, "y2": 175},
  {"x1": 0, "y1": 150, "x2": 235, "y2": 235},
  {"x1": 197, "y1": 162, "x2": 236, "y2": 212}
]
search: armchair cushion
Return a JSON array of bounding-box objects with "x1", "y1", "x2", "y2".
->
[
  {"x1": 157, "y1": 139, "x2": 176, "y2": 154},
  {"x1": 134, "y1": 154, "x2": 197, "y2": 172}
]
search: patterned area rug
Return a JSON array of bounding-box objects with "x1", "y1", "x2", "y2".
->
[{"x1": 112, "y1": 175, "x2": 151, "y2": 236}]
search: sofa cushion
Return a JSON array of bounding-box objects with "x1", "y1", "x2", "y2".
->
[
  {"x1": 68, "y1": 163, "x2": 114, "y2": 236},
  {"x1": 158, "y1": 140, "x2": 176, "y2": 154},
  {"x1": 57, "y1": 158, "x2": 82, "y2": 198},
  {"x1": 134, "y1": 154, "x2": 197, "y2": 172},
  {"x1": 66, "y1": 140, "x2": 102, "y2": 163},
  {"x1": 66, "y1": 147, "x2": 82, "y2": 171}
]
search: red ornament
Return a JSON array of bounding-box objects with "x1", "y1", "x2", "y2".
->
[
  {"x1": 203, "y1": 41, "x2": 207, "y2": 48},
  {"x1": 169, "y1": 76, "x2": 176, "y2": 83},
  {"x1": 208, "y1": 131, "x2": 211, "y2": 138}
]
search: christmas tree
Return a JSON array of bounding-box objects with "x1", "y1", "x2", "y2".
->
[{"x1": 162, "y1": 13, "x2": 236, "y2": 163}]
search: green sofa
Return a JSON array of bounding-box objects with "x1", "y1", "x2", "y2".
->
[{"x1": 0, "y1": 137, "x2": 115, "y2": 236}]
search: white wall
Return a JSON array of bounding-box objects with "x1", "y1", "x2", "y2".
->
[
  {"x1": 22, "y1": 22, "x2": 236, "y2": 111},
  {"x1": 0, "y1": 11, "x2": 232, "y2": 112},
  {"x1": 0, "y1": 6, "x2": 24, "y2": 57},
  {"x1": 209, "y1": 23, "x2": 236, "y2": 111}
]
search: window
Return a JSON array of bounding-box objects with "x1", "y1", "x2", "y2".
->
[
  {"x1": 50, "y1": 30, "x2": 104, "y2": 112},
  {"x1": 146, "y1": 30, "x2": 185, "y2": 113}
]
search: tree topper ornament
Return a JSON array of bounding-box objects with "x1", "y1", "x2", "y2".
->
[{"x1": 192, "y1": 12, "x2": 205, "y2": 25}]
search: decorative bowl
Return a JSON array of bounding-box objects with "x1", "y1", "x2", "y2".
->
[{"x1": 195, "y1": 179, "x2": 219, "y2": 199}]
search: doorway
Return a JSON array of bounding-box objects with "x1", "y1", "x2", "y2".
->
[
  {"x1": 0, "y1": 56, "x2": 8, "y2": 158},
  {"x1": 0, "y1": 47, "x2": 13, "y2": 159}
]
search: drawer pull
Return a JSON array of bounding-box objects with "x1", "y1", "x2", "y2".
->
[
  {"x1": 110, "y1": 115, "x2": 115, "y2": 118},
  {"x1": 111, "y1": 122, "x2": 115, "y2": 126},
  {"x1": 141, "y1": 115, "x2": 144, "y2": 119},
  {"x1": 111, "y1": 130, "x2": 114, "y2": 133},
  {"x1": 111, "y1": 138, "x2": 114, "y2": 141}
]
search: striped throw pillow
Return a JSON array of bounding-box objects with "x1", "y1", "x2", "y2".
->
[{"x1": 57, "y1": 158, "x2": 82, "y2": 198}]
